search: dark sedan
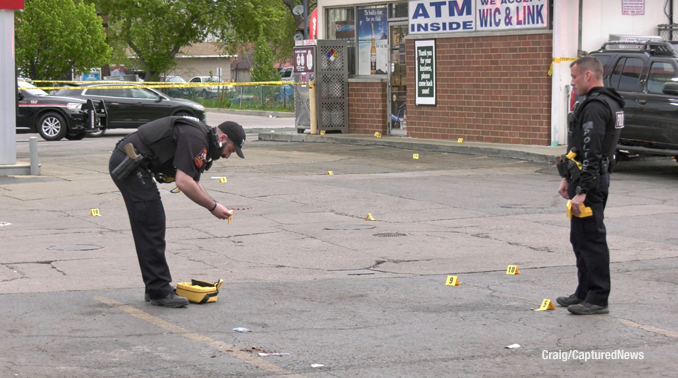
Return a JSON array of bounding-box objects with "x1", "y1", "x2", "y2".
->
[
  {"x1": 53, "y1": 83, "x2": 206, "y2": 136},
  {"x1": 17, "y1": 81, "x2": 106, "y2": 141}
]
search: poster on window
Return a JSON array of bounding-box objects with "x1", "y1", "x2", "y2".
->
[{"x1": 358, "y1": 6, "x2": 388, "y2": 75}]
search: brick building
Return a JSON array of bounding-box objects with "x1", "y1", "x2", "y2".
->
[{"x1": 316, "y1": 0, "x2": 676, "y2": 146}]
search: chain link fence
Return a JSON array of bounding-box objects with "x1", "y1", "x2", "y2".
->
[
  {"x1": 161, "y1": 83, "x2": 294, "y2": 112},
  {"x1": 658, "y1": 24, "x2": 678, "y2": 41}
]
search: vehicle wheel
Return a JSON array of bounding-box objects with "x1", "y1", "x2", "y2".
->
[
  {"x1": 37, "y1": 112, "x2": 68, "y2": 141},
  {"x1": 201, "y1": 89, "x2": 210, "y2": 99},
  {"x1": 65, "y1": 131, "x2": 86, "y2": 140},
  {"x1": 87, "y1": 127, "x2": 106, "y2": 137},
  {"x1": 173, "y1": 111, "x2": 193, "y2": 119}
]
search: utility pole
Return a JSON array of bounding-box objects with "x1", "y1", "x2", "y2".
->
[{"x1": 303, "y1": 0, "x2": 308, "y2": 39}]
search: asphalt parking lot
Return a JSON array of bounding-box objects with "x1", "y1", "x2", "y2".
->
[{"x1": 1, "y1": 127, "x2": 677, "y2": 377}]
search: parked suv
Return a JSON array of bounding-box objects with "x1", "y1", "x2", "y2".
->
[
  {"x1": 585, "y1": 40, "x2": 678, "y2": 157},
  {"x1": 54, "y1": 83, "x2": 205, "y2": 135},
  {"x1": 17, "y1": 81, "x2": 106, "y2": 141}
]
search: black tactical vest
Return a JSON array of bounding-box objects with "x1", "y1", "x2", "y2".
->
[
  {"x1": 569, "y1": 91, "x2": 624, "y2": 172},
  {"x1": 137, "y1": 116, "x2": 211, "y2": 170}
]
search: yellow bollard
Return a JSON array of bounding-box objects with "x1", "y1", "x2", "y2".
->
[{"x1": 309, "y1": 79, "x2": 317, "y2": 135}]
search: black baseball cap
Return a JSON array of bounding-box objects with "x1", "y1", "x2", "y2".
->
[{"x1": 217, "y1": 121, "x2": 246, "y2": 158}]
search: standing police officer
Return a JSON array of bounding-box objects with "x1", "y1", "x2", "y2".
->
[
  {"x1": 556, "y1": 56, "x2": 625, "y2": 315},
  {"x1": 109, "y1": 116, "x2": 246, "y2": 308}
]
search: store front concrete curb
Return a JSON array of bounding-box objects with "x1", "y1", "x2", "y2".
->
[{"x1": 257, "y1": 132, "x2": 563, "y2": 165}]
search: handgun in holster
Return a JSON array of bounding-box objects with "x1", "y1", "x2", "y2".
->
[
  {"x1": 555, "y1": 148, "x2": 582, "y2": 181},
  {"x1": 111, "y1": 143, "x2": 144, "y2": 181}
]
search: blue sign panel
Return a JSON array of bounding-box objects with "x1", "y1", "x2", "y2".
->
[{"x1": 409, "y1": 0, "x2": 475, "y2": 34}]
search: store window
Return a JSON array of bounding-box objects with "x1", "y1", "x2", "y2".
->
[
  {"x1": 326, "y1": 2, "x2": 408, "y2": 77},
  {"x1": 327, "y1": 7, "x2": 356, "y2": 74},
  {"x1": 327, "y1": 7, "x2": 355, "y2": 40},
  {"x1": 389, "y1": 2, "x2": 408, "y2": 19}
]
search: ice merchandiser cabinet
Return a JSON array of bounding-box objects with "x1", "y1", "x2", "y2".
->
[{"x1": 294, "y1": 40, "x2": 349, "y2": 134}]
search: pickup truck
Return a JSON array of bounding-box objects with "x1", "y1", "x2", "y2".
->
[{"x1": 582, "y1": 41, "x2": 678, "y2": 158}]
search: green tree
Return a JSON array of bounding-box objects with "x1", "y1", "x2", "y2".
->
[
  {"x1": 95, "y1": 0, "x2": 292, "y2": 81},
  {"x1": 273, "y1": 1, "x2": 317, "y2": 66},
  {"x1": 15, "y1": 0, "x2": 111, "y2": 80},
  {"x1": 250, "y1": 27, "x2": 281, "y2": 82}
]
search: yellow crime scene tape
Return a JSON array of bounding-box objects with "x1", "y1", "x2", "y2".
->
[
  {"x1": 548, "y1": 57, "x2": 578, "y2": 76},
  {"x1": 19, "y1": 81, "x2": 300, "y2": 91}
]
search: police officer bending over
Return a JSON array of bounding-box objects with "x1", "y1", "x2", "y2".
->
[
  {"x1": 556, "y1": 56, "x2": 624, "y2": 315},
  {"x1": 108, "y1": 116, "x2": 246, "y2": 308}
]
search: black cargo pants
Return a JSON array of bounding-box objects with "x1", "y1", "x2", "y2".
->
[
  {"x1": 109, "y1": 149, "x2": 173, "y2": 300},
  {"x1": 568, "y1": 173, "x2": 611, "y2": 307}
]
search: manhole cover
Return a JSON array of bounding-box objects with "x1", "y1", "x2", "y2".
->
[
  {"x1": 325, "y1": 225, "x2": 376, "y2": 230},
  {"x1": 230, "y1": 206, "x2": 254, "y2": 211},
  {"x1": 373, "y1": 232, "x2": 406, "y2": 237},
  {"x1": 48, "y1": 245, "x2": 103, "y2": 251},
  {"x1": 0, "y1": 222, "x2": 11, "y2": 227}
]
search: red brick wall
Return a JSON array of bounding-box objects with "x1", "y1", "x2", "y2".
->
[
  {"x1": 348, "y1": 81, "x2": 388, "y2": 135},
  {"x1": 407, "y1": 33, "x2": 552, "y2": 145}
]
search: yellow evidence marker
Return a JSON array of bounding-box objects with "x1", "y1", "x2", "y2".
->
[
  {"x1": 219, "y1": 177, "x2": 227, "y2": 183},
  {"x1": 90, "y1": 209, "x2": 101, "y2": 216},
  {"x1": 365, "y1": 213, "x2": 375, "y2": 221},
  {"x1": 506, "y1": 265, "x2": 520, "y2": 275},
  {"x1": 446, "y1": 276, "x2": 460, "y2": 286},
  {"x1": 228, "y1": 215, "x2": 233, "y2": 224},
  {"x1": 327, "y1": 171, "x2": 334, "y2": 175},
  {"x1": 458, "y1": 138, "x2": 464, "y2": 143},
  {"x1": 374, "y1": 132, "x2": 382, "y2": 138},
  {"x1": 534, "y1": 299, "x2": 556, "y2": 311},
  {"x1": 413, "y1": 154, "x2": 419, "y2": 160},
  {"x1": 320, "y1": 130, "x2": 326, "y2": 135},
  {"x1": 566, "y1": 200, "x2": 592, "y2": 219}
]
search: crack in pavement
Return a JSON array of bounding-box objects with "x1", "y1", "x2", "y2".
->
[{"x1": 370, "y1": 259, "x2": 433, "y2": 269}]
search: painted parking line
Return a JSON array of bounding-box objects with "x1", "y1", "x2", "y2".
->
[
  {"x1": 618, "y1": 318, "x2": 678, "y2": 339},
  {"x1": 93, "y1": 296, "x2": 307, "y2": 378}
]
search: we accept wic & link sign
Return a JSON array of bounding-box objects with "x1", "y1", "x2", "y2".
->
[{"x1": 409, "y1": 0, "x2": 549, "y2": 34}]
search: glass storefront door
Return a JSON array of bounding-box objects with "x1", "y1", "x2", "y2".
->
[{"x1": 388, "y1": 23, "x2": 407, "y2": 136}]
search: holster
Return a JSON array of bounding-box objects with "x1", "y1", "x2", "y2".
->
[
  {"x1": 111, "y1": 143, "x2": 145, "y2": 181},
  {"x1": 565, "y1": 159, "x2": 581, "y2": 181},
  {"x1": 555, "y1": 156, "x2": 568, "y2": 178},
  {"x1": 555, "y1": 149, "x2": 582, "y2": 181},
  {"x1": 600, "y1": 156, "x2": 610, "y2": 174}
]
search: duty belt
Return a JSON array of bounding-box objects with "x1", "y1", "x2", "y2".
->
[{"x1": 556, "y1": 151, "x2": 610, "y2": 179}]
